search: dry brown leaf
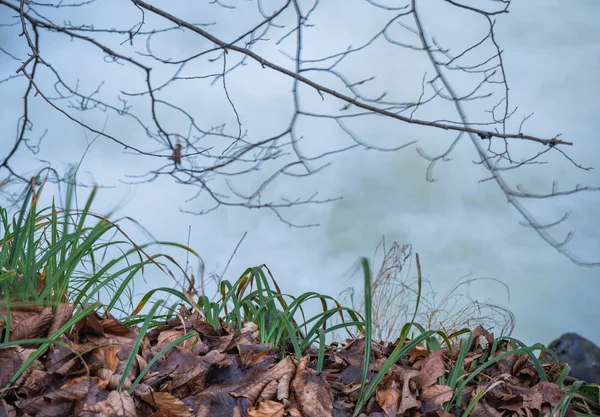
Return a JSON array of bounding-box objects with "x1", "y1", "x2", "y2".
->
[
  {"x1": 47, "y1": 303, "x2": 73, "y2": 336},
  {"x1": 140, "y1": 391, "x2": 191, "y2": 417},
  {"x1": 258, "y1": 379, "x2": 279, "y2": 402},
  {"x1": 397, "y1": 367, "x2": 420, "y2": 414},
  {"x1": 0, "y1": 347, "x2": 22, "y2": 388},
  {"x1": 10, "y1": 306, "x2": 53, "y2": 341},
  {"x1": 416, "y1": 350, "x2": 445, "y2": 389},
  {"x1": 471, "y1": 401, "x2": 504, "y2": 417},
  {"x1": 103, "y1": 390, "x2": 136, "y2": 417},
  {"x1": 376, "y1": 378, "x2": 399, "y2": 417},
  {"x1": 292, "y1": 356, "x2": 334, "y2": 417},
  {"x1": 421, "y1": 384, "x2": 453, "y2": 413},
  {"x1": 247, "y1": 400, "x2": 285, "y2": 417}
]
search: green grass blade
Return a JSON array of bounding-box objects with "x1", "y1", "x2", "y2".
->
[
  {"x1": 118, "y1": 299, "x2": 165, "y2": 391},
  {"x1": 357, "y1": 258, "x2": 373, "y2": 412}
]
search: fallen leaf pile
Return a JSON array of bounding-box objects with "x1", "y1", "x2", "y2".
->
[{"x1": 0, "y1": 304, "x2": 598, "y2": 417}]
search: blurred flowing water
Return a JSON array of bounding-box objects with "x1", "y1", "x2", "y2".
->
[{"x1": 1, "y1": 0, "x2": 598, "y2": 345}]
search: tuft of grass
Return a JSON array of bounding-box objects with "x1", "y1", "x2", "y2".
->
[
  {"x1": 0, "y1": 171, "x2": 202, "y2": 394},
  {"x1": 339, "y1": 238, "x2": 514, "y2": 343},
  {"x1": 353, "y1": 252, "x2": 451, "y2": 416},
  {"x1": 5, "y1": 173, "x2": 200, "y2": 305},
  {"x1": 200, "y1": 263, "x2": 365, "y2": 358}
]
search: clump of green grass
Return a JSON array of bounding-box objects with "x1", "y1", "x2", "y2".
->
[
  {"x1": 197, "y1": 262, "x2": 366, "y2": 362},
  {"x1": 0, "y1": 172, "x2": 200, "y2": 316},
  {"x1": 0, "y1": 171, "x2": 202, "y2": 390}
]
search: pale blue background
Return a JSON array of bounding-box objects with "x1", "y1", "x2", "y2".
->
[{"x1": 1, "y1": 0, "x2": 598, "y2": 345}]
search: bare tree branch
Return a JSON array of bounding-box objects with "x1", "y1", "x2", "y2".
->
[{"x1": 0, "y1": 0, "x2": 597, "y2": 264}]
